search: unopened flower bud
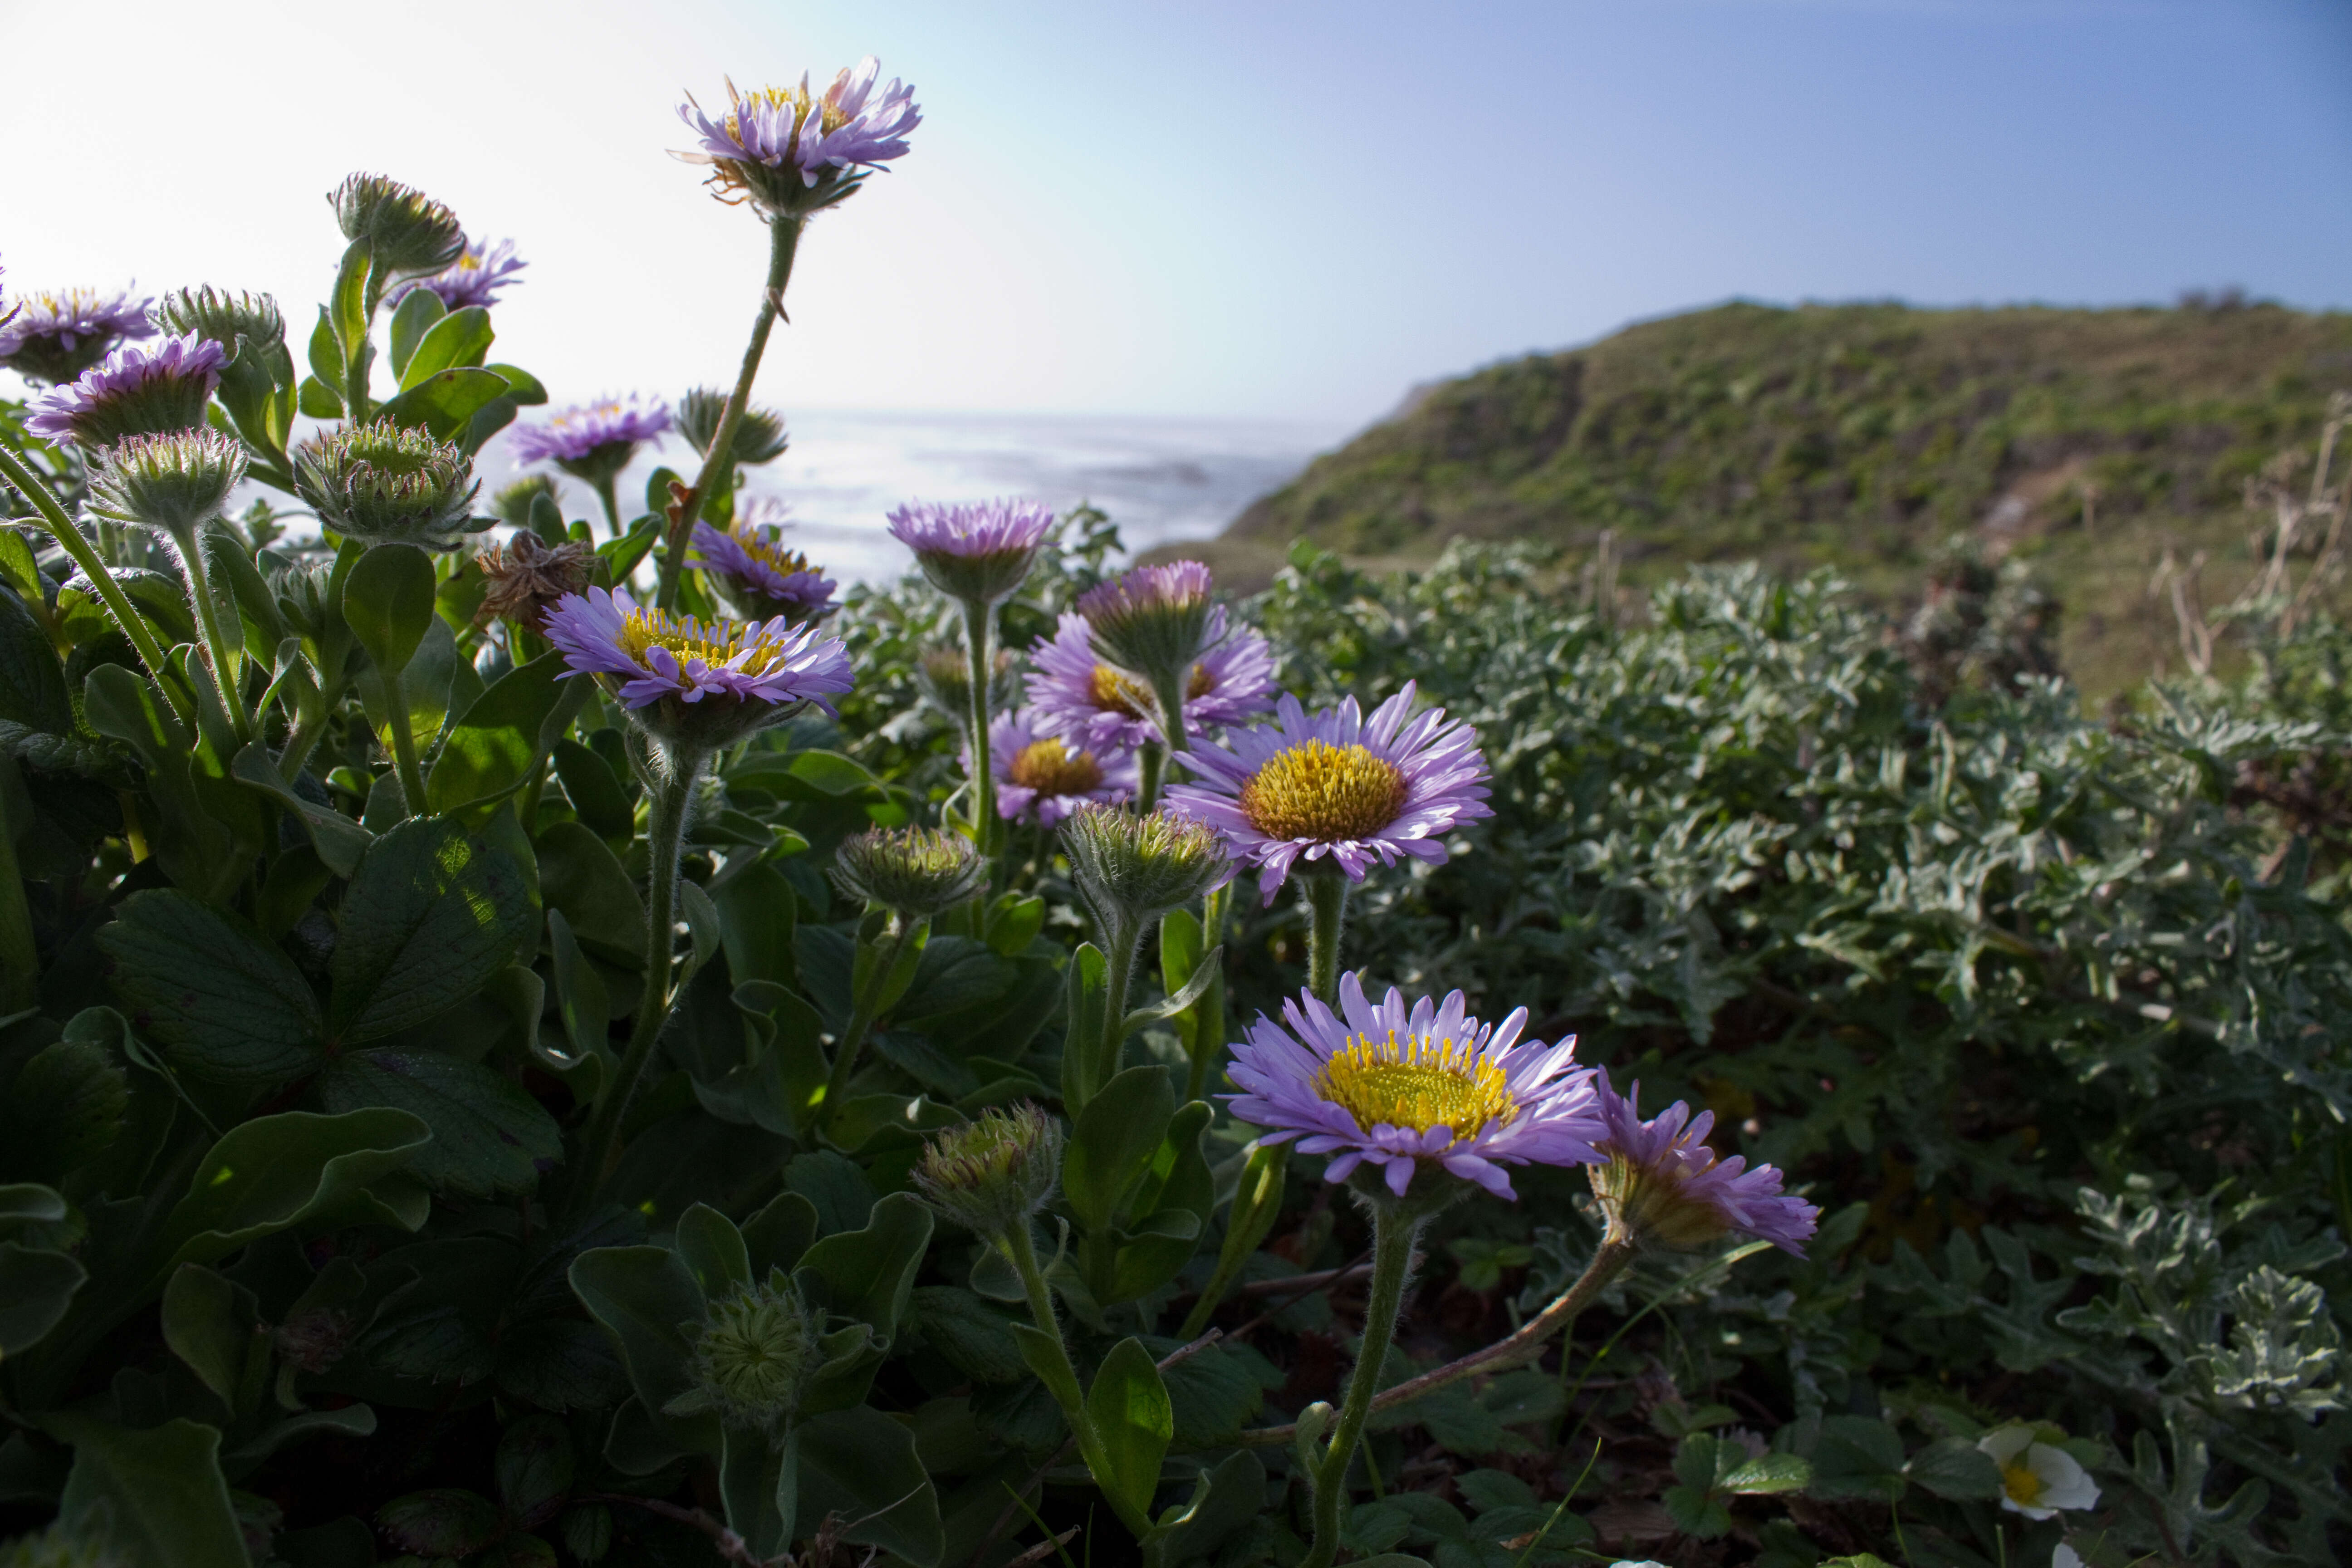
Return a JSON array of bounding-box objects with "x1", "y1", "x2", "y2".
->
[
  {"x1": 492, "y1": 473, "x2": 562, "y2": 529},
  {"x1": 152, "y1": 285, "x2": 285, "y2": 353},
  {"x1": 295, "y1": 419, "x2": 485, "y2": 550},
  {"x1": 1077, "y1": 562, "x2": 1217, "y2": 725},
  {"x1": 913, "y1": 1102, "x2": 1063, "y2": 1240},
  {"x1": 677, "y1": 386, "x2": 789, "y2": 466},
  {"x1": 329, "y1": 173, "x2": 466, "y2": 279},
  {"x1": 1294, "y1": 1400, "x2": 1334, "y2": 1467},
  {"x1": 85, "y1": 428, "x2": 246, "y2": 539},
  {"x1": 666, "y1": 1273, "x2": 822, "y2": 1430},
  {"x1": 915, "y1": 645, "x2": 1018, "y2": 724},
  {"x1": 830, "y1": 826, "x2": 986, "y2": 918},
  {"x1": 1061, "y1": 805, "x2": 1230, "y2": 927},
  {"x1": 477, "y1": 529, "x2": 594, "y2": 630}
]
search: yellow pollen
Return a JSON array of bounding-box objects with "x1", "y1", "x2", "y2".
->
[
  {"x1": 1314, "y1": 1029, "x2": 1516, "y2": 1140},
  {"x1": 618, "y1": 607, "x2": 792, "y2": 673},
  {"x1": 1007, "y1": 739, "x2": 1102, "y2": 797},
  {"x1": 727, "y1": 83, "x2": 850, "y2": 148},
  {"x1": 730, "y1": 526, "x2": 817, "y2": 578},
  {"x1": 2001, "y1": 1463, "x2": 2042, "y2": 1508},
  {"x1": 1239, "y1": 740, "x2": 1407, "y2": 842},
  {"x1": 1088, "y1": 662, "x2": 1213, "y2": 718}
]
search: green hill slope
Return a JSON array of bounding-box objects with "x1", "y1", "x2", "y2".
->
[{"x1": 1211, "y1": 300, "x2": 2352, "y2": 691}]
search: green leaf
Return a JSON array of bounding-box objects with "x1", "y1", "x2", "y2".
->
[
  {"x1": 483, "y1": 362, "x2": 546, "y2": 404},
  {"x1": 376, "y1": 367, "x2": 513, "y2": 441},
  {"x1": 909, "y1": 1286, "x2": 1027, "y2": 1383},
  {"x1": 318, "y1": 1049, "x2": 561, "y2": 1199},
  {"x1": 1807, "y1": 1415, "x2": 1909, "y2": 1504},
  {"x1": 0, "y1": 577, "x2": 71, "y2": 735},
  {"x1": 387, "y1": 287, "x2": 446, "y2": 380},
  {"x1": 157, "y1": 1107, "x2": 432, "y2": 1276},
  {"x1": 1061, "y1": 943, "x2": 1108, "y2": 1111},
  {"x1": 798, "y1": 1191, "x2": 932, "y2": 1345},
  {"x1": 297, "y1": 374, "x2": 343, "y2": 420},
  {"x1": 0, "y1": 1019, "x2": 129, "y2": 1182},
  {"x1": 797, "y1": 1406, "x2": 944, "y2": 1568},
  {"x1": 398, "y1": 306, "x2": 494, "y2": 391},
  {"x1": 378, "y1": 1488, "x2": 501, "y2": 1557},
  {"x1": 331, "y1": 237, "x2": 372, "y2": 362},
  {"x1": 536, "y1": 821, "x2": 645, "y2": 966},
  {"x1": 1121, "y1": 946, "x2": 1221, "y2": 1037},
  {"x1": 1151, "y1": 1452, "x2": 1266, "y2": 1568},
  {"x1": 496, "y1": 1414, "x2": 575, "y2": 1529},
  {"x1": 985, "y1": 892, "x2": 1046, "y2": 957},
  {"x1": 47, "y1": 1414, "x2": 251, "y2": 1568},
  {"x1": 342, "y1": 544, "x2": 438, "y2": 677},
  {"x1": 1158, "y1": 909, "x2": 1204, "y2": 1046},
  {"x1": 1662, "y1": 1483, "x2": 1732, "y2": 1540},
  {"x1": 674, "y1": 1202, "x2": 753, "y2": 1299},
  {"x1": 230, "y1": 742, "x2": 372, "y2": 878},
  {"x1": 426, "y1": 651, "x2": 568, "y2": 813},
  {"x1": 552, "y1": 736, "x2": 636, "y2": 843},
  {"x1": 329, "y1": 817, "x2": 536, "y2": 1043},
  {"x1": 1062, "y1": 1064, "x2": 1177, "y2": 1233},
  {"x1": 0, "y1": 1240, "x2": 87, "y2": 1356},
  {"x1": 741, "y1": 1190, "x2": 818, "y2": 1278},
  {"x1": 161, "y1": 1262, "x2": 259, "y2": 1409},
  {"x1": 568, "y1": 1245, "x2": 717, "y2": 1456},
  {"x1": 96, "y1": 889, "x2": 324, "y2": 1084},
  {"x1": 720, "y1": 1426, "x2": 796, "y2": 1560},
  {"x1": 1904, "y1": 1436, "x2": 2003, "y2": 1500},
  {"x1": 1085, "y1": 1336, "x2": 1175, "y2": 1528}
]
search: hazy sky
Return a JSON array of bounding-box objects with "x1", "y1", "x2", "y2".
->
[{"x1": 2, "y1": 0, "x2": 2346, "y2": 429}]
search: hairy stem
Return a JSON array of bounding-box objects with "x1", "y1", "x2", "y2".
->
[
  {"x1": 657, "y1": 216, "x2": 803, "y2": 612},
  {"x1": 963, "y1": 595, "x2": 998, "y2": 859},
  {"x1": 592, "y1": 475, "x2": 624, "y2": 540},
  {"x1": 823, "y1": 916, "x2": 919, "y2": 1121},
  {"x1": 1094, "y1": 910, "x2": 1142, "y2": 1101},
  {"x1": 379, "y1": 665, "x2": 429, "y2": 817},
  {"x1": 1137, "y1": 742, "x2": 1166, "y2": 815},
  {"x1": 1305, "y1": 872, "x2": 1349, "y2": 1004},
  {"x1": 1000, "y1": 1222, "x2": 1154, "y2": 1540},
  {"x1": 1176, "y1": 1139, "x2": 1289, "y2": 1340},
  {"x1": 1302, "y1": 1203, "x2": 1422, "y2": 1568},
  {"x1": 1184, "y1": 883, "x2": 1231, "y2": 1103},
  {"x1": 174, "y1": 525, "x2": 255, "y2": 746},
  {"x1": 0, "y1": 756, "x2": 40, "y2": 1014}
]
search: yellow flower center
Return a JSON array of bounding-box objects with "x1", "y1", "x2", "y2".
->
[
  {"x1": 1239, "y1": 740, "x2": 1407, "y2": 842},
  {"x1": 726, "y1": 84, "x2": 851, "y2": 149},
  {"x1": 2001, "y1": 1462, "x2": 2042, "y2": 1508},
  {"x1": 729, "y1": 526, "x2": 818, "y2": 579},
  {"x1": 1007, "y1": 739, "x2": 1103, "y2": 797},
  {"x1": 1314, "y1": 1029, "x2": 1517, "y2": 1140},
  {"x1": 1085, "y1": 662, "x2": 1213, "y2": 720},
  {"x1": 618, "y1": 606, "x2": 795, "y2": 675}
]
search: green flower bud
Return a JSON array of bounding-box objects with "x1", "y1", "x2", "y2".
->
[
  {"x1": 914, "y1": 645, "x2": 1018, "y2": 725},
  {"x1": 1061, "y1": 805, "x2": 1229, "y2": 927},
  {"x1": 329, "y1": 173, "x2": 466, "y2": 279},
  {"x1": 152, "y1": 285, "x2": 285, "y2": 353},
  {"x1": 1294, "y1": 1400, "x2": 1334, "y2": 1468},
  {"x1": 913, "y1": 1102, "x2": 1063, "y2": 1239},
  {"x1": 295, "y1": 419, "x2": 485, "y2": 550},
  {"x1": 85, "y1": 428, "x2": 245, "y2": 539},
  {"x1": 676, "y1": 386, "x2": 789, "y2": 467},
  {"x1": 830, "y1": 826, "x2": 987, "y2": 918},
  {"x1": 492, "y1": 472, "x2": 563, "y2": 528},
  {"x1": 666, "y1": 1273, "x2": 823, "y2": 1430}
]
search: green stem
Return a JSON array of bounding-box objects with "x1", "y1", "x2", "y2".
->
[
  {"x1": 0, "y1": 446, "x2": 187, "y2": 723},
  {"x1": 278, "y1": 693, "x2": 335, "y2": 785},
  {"x1": 592, "y1": 475, "x2": 624, "y2": 539},
  {"x1": 1184, "y1": 884, "x2": 1231, "y2": 1104},
  {"x1": 568, "y1": 747, "x2": 702, "y2": 1216},
  {"x1": 379, "y1": 664, "x2": 429, "y2": 818},
  {"x1": 657, "y1": 217, "x2": 803, "y2": 612},
  {"x1": 1149, "y1": 671, "x2": 1191, "y2": 756},
  {"x1": 1305, "y1": 872, "x2": 1349, "y2": 1004},
  {"x1": 1176, "y1": 1139, "x2": 1288, "y2": 1340},
  {"x1": 172, "y1": 526, "x2": 255, "y2": 746},
  {"x1": 1094, "y1": 911, "x2": 1142, "y2": 1100},
  {"x1": 0, "y1": 755, "x2": 41, "y2": 1014},
  {"x1": 1137, "y1": 742, "x2": 1166, "y2": 815},
  {"x1": 1302, "y1": 1202, "x2": 1422, "y2": 1568},
  {"x1": 1001, "y1": 1222, "x2": 1155, "y2": 1540},
  {"x1": 963, "y1": 596, "x2": 998, "y2": 859},
  {"x1": 822, "y1": 916, "x2": 918, "y2": 1120}
]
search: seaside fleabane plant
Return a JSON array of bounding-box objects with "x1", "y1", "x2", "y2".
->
[
  {"x1": 690, "y1": 516, "x2": 837, "y2": 623},
  {"x1": 0, "y1": 283, "x2": 153, "y2": 385},
  {"x1": 1070, "y1": 561, "x2": 1219, "y2": 777},
  {"x1": 388, "y1": 235, "x2": 526, "y2": 313},
  {"x1": 1227, "y1": 970, "x2": 1602, "y2": 1568},
  {"x1": 674, "y1": 60, "x2": 921, "y2": 218},
  {"x1": 982, "y1": 709, "x2": 1138, "y2": 828},
  {"x1": 1029, "y1": 603, "x2": 1275, "y2": 757},
  {"x1": 23, "y1": 333, "x2": 225, "y2": 448},
  {"x1": 1586, "y1": 1075, "x2": 1820, "y2": 1255},
  {"x1": 510, "y1": 395, "x2": 672, "y2": 534}
]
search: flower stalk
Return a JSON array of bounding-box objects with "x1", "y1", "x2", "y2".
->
[
  {"x1": 963, "y1": 595, "x2": 998, "y2": 857},
  {"x1": 999, "y1": 1220, "x2": 1157, "y2": 1540},
  {"x1": 1305, "y1": 871, "x2": 1348, "y2": 1004},
  {"x1": 822, "y1": 913, "x2": 919, "y2": 1118}
]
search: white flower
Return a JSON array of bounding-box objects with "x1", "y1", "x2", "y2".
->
[
  {"x1": 2053, "y1": 1546, "x2": 2085, "y2": 1568},
  {"x1": 1978, "y1": 1424, "x2": 2101, "y2": 1520}
]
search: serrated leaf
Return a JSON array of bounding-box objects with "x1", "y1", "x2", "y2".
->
[
  {"x1": 97, "y1": 888, "x2": 324, "y2": 1084},
  {"x1": 319, "y1": 1049, "x2": 561, "y2": 1199},
  {"x1": 329, "y1": 817, "x2": 535, "y2": 1043}
]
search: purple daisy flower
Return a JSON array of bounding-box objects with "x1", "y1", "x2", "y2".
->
[
  {"x1": 975, "y1": 709, "x2": 1140, "y2": 828},
  {"x1": 24, "y1": 333, "x2": 227, "y2": 448},
  {"x1": 886, "y1": 498, "x2": 1055, "y2": 607},
  {"x1": 510, "y1": 395, "x2": 671, "y2": 469},
  {"x1": 1029, "y1": 605, "x2": 1276, "y2": 752},
  {"x1": 543, "y1": 586, "x2": 852, "y2": 735},
  {"x1": 0, "y1": 284, "x2": 156, "y2": 386},
  {"x1": 677, "y1": 60, "x2": 920, "y2": 193},
  {"x1": 1588, "y1": 1077, "x2": 1819, "y2": 1255},
  {"x1": 392, "y1": 235, "x2": 526, "y2": 312},
  {"x1": 1165, "y1": 681, "x2": 1493, "y2": 906},
  {"x1": 690, "y1": 517, "x2": 837, "y2": 623},
  {"x1": 1226, "y1": 971, "x2": 1602, "y2": 1200}
]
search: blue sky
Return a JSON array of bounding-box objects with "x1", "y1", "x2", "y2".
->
[{"x1": 3, "y1": 0, "x2": 2346, "y2": 427}]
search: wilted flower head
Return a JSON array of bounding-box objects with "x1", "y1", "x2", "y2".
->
[
  {"x1": 667, "y1": 1273, "x2": 822, "y2": 1431},
  {"x1": 477, "y1": 530, "x2": 594, "y2": 631},
  {"x1": 982, "y1": 710, "x2": 1138, "y2": 827},
  {"x1": 677, "y1": 386, "x2": 789, "y2": 466},
  {"x1": 916, "y1": 645, "x2": 1019, "y2": 725},
  {"x1": 295, "y1": 420, "x2": 484, "y2": 549},
  {"x1": 1977, "y1": 1426, "x2": 2100, "y2": 1520},
  {"x1": 886, "y1": 498, "x2": 1054, "y2": 608},
  {"x1": 1062, "y1": 805, "x2": 1230, "y2": 929},
  {"x1": 913, "y1": 1102, "x2": 1064, "y2": 1240},
  {"x1": 511, "y1": 395, "x2": 671, "y2": 483},
  {"x1": 272, "y1": 1305, "x2": 360, "y2": 1375},
  {"x1": 675, "y1": 61, "x2": 921, "y2": 215},
  {"x1": 23, "y1": 334, "x2": 225, "y2": 449},
  {"x1": 1030, "y1": 606, "x2": 1275, "y2": 753},
  {"x1": 1228, "y1": 971, "x2": 1602, "y2": 1202},
  {"x1": 491, "y1": 472, "x2": 563, "y2": 528},
  {"x1": 329, "y1": 173, "x2": 465, "y2": 279},
  {"x1": 152, "y1": 285, "x2": 285, "y2": 353},
  {"x1": 85, "y1": 428, "x2": 247, "y2": 539},
  {"x1": 0, "y1": 284, "x2": 155, "y2": 385},
  {"x1": 543, "y1": 586, "x2": 852, "y2": 750},
  {"x1": 1167, "y1": 682, "x2": 1492, "y2": 906},
  {"x1": 390, "y1": 235, "x2": 526, "y2": 313},
  {"x1": 690, "y1": 518, "x2": 836, "y2": 623},
  {"x1": 1586, "y1": 1077, "x2": 1818, "y2": 1255},
  {"x1": 831, "y1": 825, "x2": 987, "y2": 917}
]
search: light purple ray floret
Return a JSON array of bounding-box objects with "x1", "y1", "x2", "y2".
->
[
  {"x1": 976, "y1": 707, "x2": 1140, "y2": 828},
  {"x1": 541, "y1": 586, "x2": 853, "y2": 713},
  {"x1": 23, "y1": 333, "x2": 226, "y2": 442},
  {"x1": 510, "y1": 395, "x2": 671, "y2": 465},
  {"x1": 1594, "y1": 1076, "x2": 1820, "y2": 1255},
  {"x1": 0, "y1": 284, "x2": 153, "y2": 362},
  {"x1": 1075, "y1": 559, "x2": 1214, "y2": 624},
  {"x1": 885, "y1": 498, "x2": 1055, "y2": 560},
  {"x1": 394, "y1": 236, "x2": 526, "y2": 312},
  {"x1": 1166, "y1": 681, "x2": 1493, "y2": 905},
  {"x1": 1226, "y1": 971, "x2": 1603, "y2": 1200},
  {"x1": 690, "y1": 519, "x2": 838, "y2": 616},
  {"x1": 677, "y1": 59, "x2": 921, "y2": 189},
  {"x1": 1028, "y1": 606, "x2": 1276, "y2": 753}
]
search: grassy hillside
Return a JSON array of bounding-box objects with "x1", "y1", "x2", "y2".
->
[{"x1": 1200, "y1": 299, "x2": 2352, "y2": 693}]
